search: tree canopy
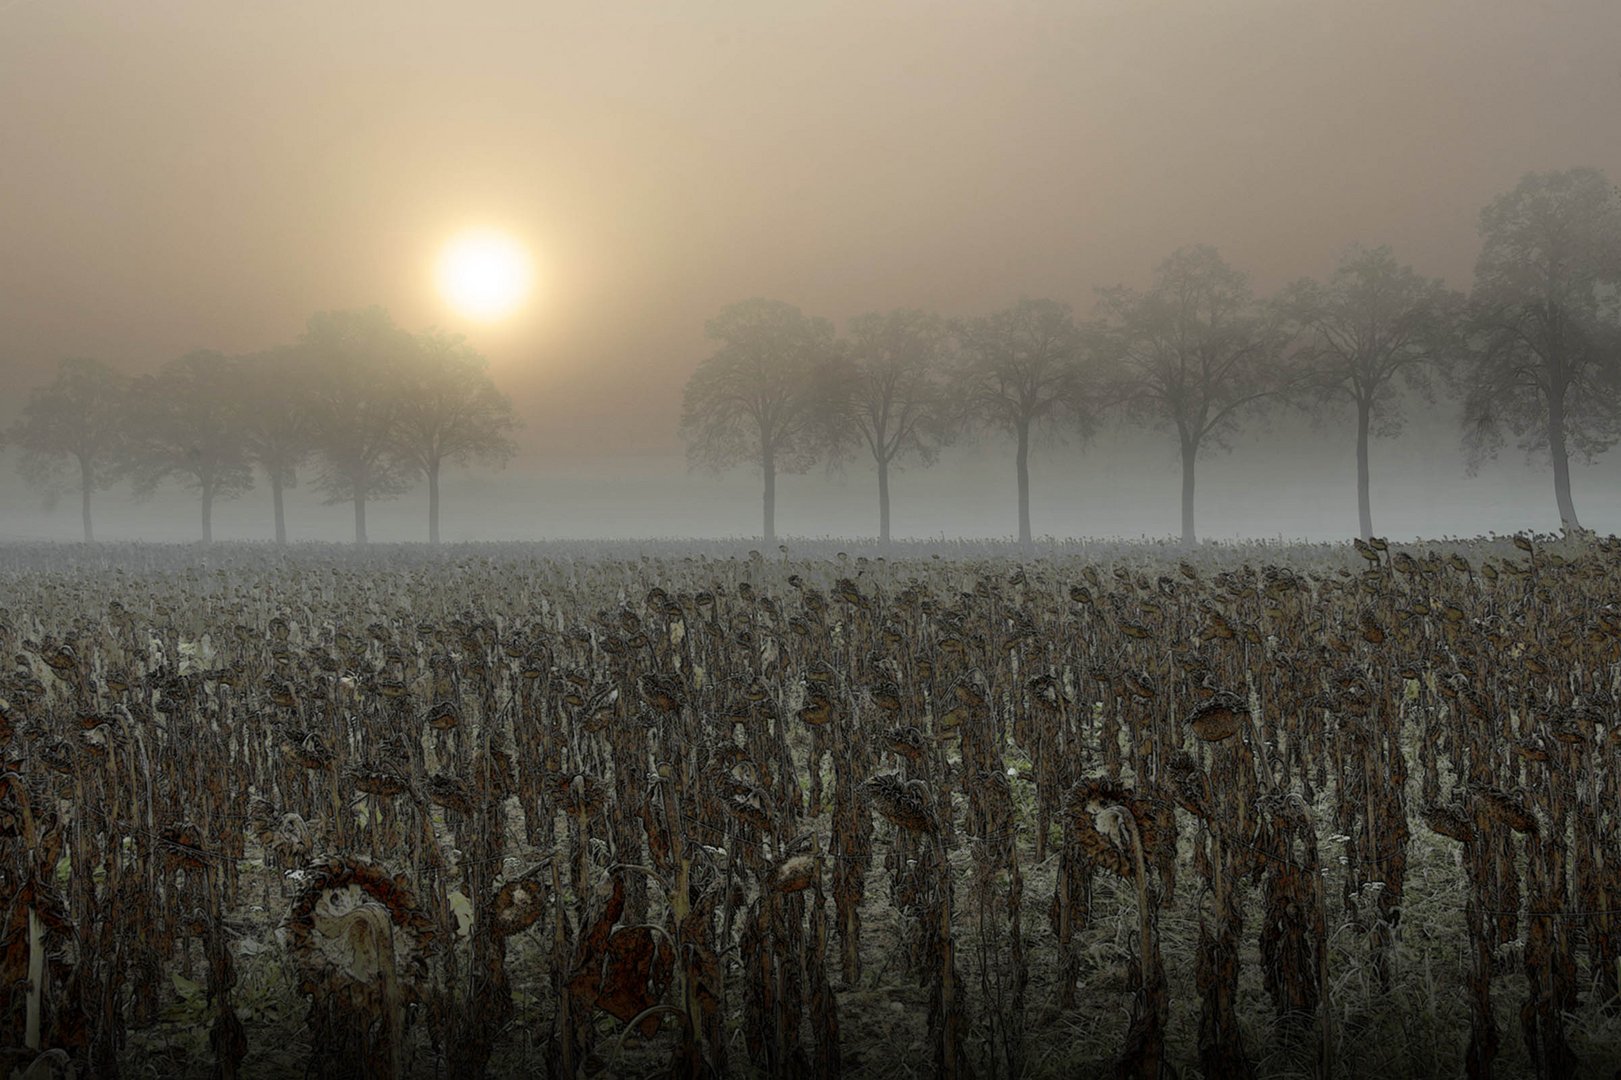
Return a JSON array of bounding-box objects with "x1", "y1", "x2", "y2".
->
[
  {"x1": 680, "y1": 298, "x2": 839, "y2": 543},
  {"x1": 828, "y1": 308, "x2": 956, "y2": 543},
  {"x1": 953, "y1": 298, "x2": 1096, "y2": 547},
  {"x1": 392, "y1": 329, "x2": 521, "y2": 544},
  {"x1": 127, "y1": 350, "x2": 255, "y2": 543},
  {"x1": 1460, "y1": 167, "x2": 1621, "y2": 528},
  {"x1": 1099, "y1": 246, "x2": 1287, "y2": 544},
  {"x1": 1279, "y1": 245, "x2": 1459, "y2": 538},
  {"x1": 6, "y1": 357, "x2": 130, "y2": 542},
  {"x1": 302, "y1": 308, "x2": 418, "y2": 543},
  {"x1": 236, "y1": 346, "x2": 316, "y2": 544}
]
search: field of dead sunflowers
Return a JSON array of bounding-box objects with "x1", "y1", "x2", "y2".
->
[{"x1": 1, "y1": 536, "x2": 1618, "y2": 1079}]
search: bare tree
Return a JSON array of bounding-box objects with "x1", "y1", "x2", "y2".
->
[
  {"x1": 1098, "y1": 246, "x2": 1286, "y2": 545},
  {"x1": 1460, "y1": 168, "x2": 1621, "y2": 530},
  {"x1": 954, "y1": 298, "x2": 1096, "y2": 549},
  {"x1": 1279, "y1": 246, "x2": 1460, "y2": 539},
  {"x1": 392, "y1": 330, "x2": 521, "y2": 544},
  {"x1": 303, "y1": 308, "x2": 415, "y2": 544},
  {"x1": 127, "y1": 351, "x2": 255, "y2": 543},
  {"x1": 6, "y1": 357, "x2": 128, "y2": 542},
  {"x1": 828, "y1": 308, "x2": 955, "y2": 545},
  {"x1": 681, "y1": 298, "x2": 838, "y2": 544},
  {"x1": 238, "y1": 346, "x2": 314, "y2": 545}
]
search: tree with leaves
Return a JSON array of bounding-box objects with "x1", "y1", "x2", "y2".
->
[
  {"x1": 1460, "y1": 168, "x2": 1621, "y2": 530},
  {"x1": 681, "y1": 298, "x2": 838, "y2": 544},
  {"x1": 1279, "y1": 246, "x2": 1460, "y2": 539},
  {"x1": 1099, "y1": 246, "x2": 1287, "y2": 545},
  {"x1": 6, "y1": 357, "x2": 129, "y2": 542},
  {"x1": 126, "y1": 350, "x2": 255, "y2": 543},
  {"x1": 826, "y1": 308, "x2": 955, "y2": 545},
  {"x1": 392, "y1": 330, "x2": 521, "y2": 544},
  {"x1": 302, "y1": 308, "x2": 415, "y2": 544},
  {"x1": 954, "y1": 298, "x2": 1097, "y2": 549},
  {"x1": 238, "y1": 346, "x2": 315, "y2": 545}
]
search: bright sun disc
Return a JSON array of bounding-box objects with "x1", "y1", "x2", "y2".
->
[{"x1": 436, "y1": 230, "x2": 533, "y2": 321}]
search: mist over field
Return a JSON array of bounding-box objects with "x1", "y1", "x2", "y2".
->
[
  {"x1": 2, "y1": 417, "x2": 1617, "y2": 545},
  {"x1": 3, "y1": 1, "x2": 1620, "y2": 547},
  {"x1": 9, "y1": 8, "x2": 1621, "y2": 1078}
]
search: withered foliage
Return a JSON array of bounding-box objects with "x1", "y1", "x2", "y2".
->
[{"x1": 0, "y1": 533, "x2": 1616, "y2": 1077}]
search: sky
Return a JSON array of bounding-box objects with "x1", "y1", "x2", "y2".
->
[{"x1": 2, "y1": 0, "x2": 1619, "y2": 543}]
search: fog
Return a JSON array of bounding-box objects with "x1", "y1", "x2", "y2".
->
[
  {"x1": 3, "y1": 0, "x2": 1620, "y2": 544},
  {"x1": 4, "y1": 415, "x2": 1616, "y2": 545}
]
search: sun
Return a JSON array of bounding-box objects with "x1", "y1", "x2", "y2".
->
[{"x1": 435, "y1": 229, "x2": 534, "y2": 321}]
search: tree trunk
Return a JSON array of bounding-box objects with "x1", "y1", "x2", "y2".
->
[
  {"x1": 1356, "y1": 396, "x2": 1373, "y2": 541},
  {"x1": 1015, "y1": 419, "x2": 1032, "y2": 550},
  {"x1": 1180, "y1": 436, "x2": 1198, "y2": 546},
  {"x1": 428, "y1": 462, "x2": 441, "y2": 546},
  {"x1": 271, "y1": 474, "x2": 287, "y2": 545},
  {"x1": 1548, "y1": 390, "x2": 1580, "y2": 530},
  {"x1": 201, "y1": 481, "x2": 214, "y2": 545},
  {"x1": 877, "y1": 454, "x2": 891, "y2": 546},
  {"x1": 354, "y1": 494, "x2": 368, "y2": 545},
  {"x1": 79, "y1": 456, "x2": 94, "y2": 543},
  {"x1": 762, "y1": 446, "x2": 776, "y2": 545}
]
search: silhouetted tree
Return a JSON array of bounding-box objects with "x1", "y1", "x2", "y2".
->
[
  {"x1": 126, "y1": 350, "x2": 255, "y2": 543},
  {"x1": 1279, "y1": 246, "x2": 1460, "y2": 539},
  {"x1": 392, "y1": 330, "x2": 521, "y2": 544},
  {"x1": 238, "y1": 346, "x2": 314, "y2": 545},
  {"x1": 303, "y1": 308, "x2": 415, "y2": 543},
  {"x1": 1460, "y1": 168, "x2": 1621, "y2": 530},
  {"x1": 1099, "y1": 246, "x2": 1286, "y2": 545},
  {"x1": 6, "y1": 357, "x2": 128, "y2": 542},
  {"x1": 954, "y1": 298, "x2": 1096, "y2": 548},
  {"x1": 681, "y1": 298, "x2": 838, "y2": 544},
  {"x1": 827, "y1": 308, "x2": 955, "y2": 545}
]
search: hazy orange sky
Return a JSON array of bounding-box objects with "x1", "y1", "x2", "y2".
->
[{"x1": 2, "y1": 1, "x2": 1619, "y2": 541}]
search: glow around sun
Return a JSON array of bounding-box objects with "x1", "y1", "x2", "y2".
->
[{"x1": 435, "y1": 229, "x2": 534, "y2": 321}]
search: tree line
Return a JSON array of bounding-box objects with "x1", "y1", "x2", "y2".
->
[
  {"x1": 682, "y1": 168, "x2": 1621, "y2": 546},
  {"x1": 2, "y1": 307, "x2": 519, "y2": 544},
  {"x1": 4, "y1": 169, "x2": 1616, "y2": 547}
]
